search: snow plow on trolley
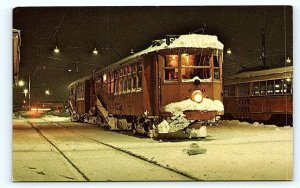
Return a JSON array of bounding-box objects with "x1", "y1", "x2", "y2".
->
[{"x1": 68, "y1": 34, "x2": 224, "y2": 138}]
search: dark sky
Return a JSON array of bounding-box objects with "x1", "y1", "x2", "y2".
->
[{"x1": 13, "y1": 6, "x2": 293, "y2": 103}]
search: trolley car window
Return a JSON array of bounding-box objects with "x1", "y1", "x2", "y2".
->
[
  {"x1": 181, "y1": 54, "x2": 211, "y2": 80},
  {"x1": 252, "y1": 82, "x2": 260, "y2": 96},
  {"x1": 119, "y1": 78, "x2": 123, "y2": 94},
  {"x1": 238, "y1": 83, "x2": 249, "y2": 96},
  {"x1": 137, "y1": 63, "x2": 142, "y2": 91},
  {"x1": 229, "y1": 85, "x2": 235, "y2": 96},
  {"x1": 267, "y1": 80, "x2": 274, "y2": 95},
  {"x1": 110, "y1": 72, "x2": 114, "y2": 93},
  {"x1": 213, "y1": 51, "x2": 221, "y2": 80},
  {"x1": 260, "y1": 81, "x2": 266, "y2": 95},
  {"x1": 114, "y1": 71, "x2": 118, "y2": 95},
  {"x1": 284, "y1": 78, "x2": 292, "y2": 94},
  {"x1": 122, "y1": 77, "x2": 127, "y2": 93},
  {"x1": 76, "y1": 83, "x2": 84, "y2": 100},
  {"x1": 164, "y1": 55, "x2": 179, "y2": 81},
  {"x1": 274, "y1": 79, "x2": 283, "y2": 94},
  {"x1": 131, "y1": 64, "x2": 137, "y2": 92},
  {"x1": 224, "y1": 85, "x2": 229, "y2": 97}
]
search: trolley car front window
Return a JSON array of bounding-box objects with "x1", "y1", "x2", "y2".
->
[{"x1": 181, "y1": 54, "x2": 211, "y2": 80}]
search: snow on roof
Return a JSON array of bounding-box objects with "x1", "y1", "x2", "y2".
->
[
  {"x1": 168, "y1": 34, "x2": 224, "y2": 49},
  {"x1": 99, "y1": 34, "x2": 223, "y2": 72},
  {"x1": 224, "y1": 66, "x2": 293, "y2": 84}
]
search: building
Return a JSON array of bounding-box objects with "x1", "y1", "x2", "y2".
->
[{"x1": 13, "y1": 29, "x2": 21, "y2": 86}]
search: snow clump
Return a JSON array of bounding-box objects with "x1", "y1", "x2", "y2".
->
[{"x1": 165, "y1": 98, "x2": 224, "y2": 117}]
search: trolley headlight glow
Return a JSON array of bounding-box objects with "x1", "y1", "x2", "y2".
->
[{"x1": 191, "y1": 90, "x2": 203, "y2": 103}]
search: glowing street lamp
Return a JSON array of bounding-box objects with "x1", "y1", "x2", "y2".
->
[
  {"x1": 18, "y1": 80, "x2": 25, "y2": 87},
  {"x1": 285, "y1": 57, "x2": 291, "y2": 64},
  {"x1": 45, "y1": 89, "x2": 50, "y2": 95},
  {"x1": 54, "y1": 46, "x2": 60, "y2": 53},
  {"x1": 93, "y1": 48, "x2": 98, "y2": 55},
  {"x1": 226, "y1": 48, "x2": 232, "y2": 55},
  {"x1": 24, "y1": 88, "x2": 29, "y2": 97}
]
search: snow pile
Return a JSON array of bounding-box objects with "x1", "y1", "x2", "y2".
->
[
  {"x1": 219, "y1": 120, "x2": 278, "y2": 127},
  {"x1": 165, "y1": 98, "x2": 224, "y2": 117},
  {"x1": 157, "y1": 116, "x2": 190, "y2": 134},
  {"x1": 157, "y1": 120, "x2": 169, "y2": 133},
  {"x1": 184, "y1": 143, "x2": 207, "y2": 155},
  {"x1": 43, "y1": 115, "x2": 71, "y2": 122}
]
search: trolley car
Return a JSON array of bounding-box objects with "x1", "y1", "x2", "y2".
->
[
  {"x1": 68, "y1": 34, "x2": 224, "y2": 138},
  {"x1": 223, "y1": 66, "x2": 293, "y2": 125}
]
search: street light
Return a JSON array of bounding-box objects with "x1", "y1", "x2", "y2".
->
[
  {"x1": 45, "y1": 89, "x2": 50, "y2": 95},
  {"x1": 285, "y1": 57, "x2": 291, "y2": 64},
  {"x1": 226, "y1": 48, "x2": 232, "y2": 55},
  {"x1": 23, "y1": 88, "x2": 29, "y2": 97},
  {"x1": 93, "y1": 48, "x2": 98, "y2": 55},
  {"x1": 54, "y1": 46, "x2": 60, "y2": 53},
  {"x1": 18, "y1": 80, "x2": 25, "y2": 87}
]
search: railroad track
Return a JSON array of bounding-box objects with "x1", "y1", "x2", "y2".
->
[{"x1": 26, "y1": 118, "x2": 201, "y2": 181}]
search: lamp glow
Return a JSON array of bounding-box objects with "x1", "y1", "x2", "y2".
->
[
  {"x1": 18, "y1": 80, "x2": 25, "y2": 87},
  {"x1": 191, "y1": 90, "x2": 203, "y2": 103},
  {"x1": 286, "y1": 57, "x2": 291, "y2": 64},
  {"x1": 93, "y1": 48, "x2": 98, "y2": 55},
  {"x1": 54, "y1": 46, "x2": 60, "y2": 53},
  {"x1": 226, "y1": 48, "x2": 232, "y2": 55}
]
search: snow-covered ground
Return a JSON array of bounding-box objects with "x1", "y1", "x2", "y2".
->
[
  {"x1": 13, "y1": 117, "x2": 293, "y2": 181},
  {"x1": 42, "y1": 115, "x2": 71, "y2": 122}
]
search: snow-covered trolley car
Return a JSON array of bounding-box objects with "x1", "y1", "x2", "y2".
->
[
  {"x1": 68, "y1": 34, "x2": 224, "y2": 138},
  {"x1": 223, "y1": 66, "x2": 293, "y2": 125}
]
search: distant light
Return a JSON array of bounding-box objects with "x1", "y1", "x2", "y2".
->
[
  {"x1": 93, "y1": 48, "x2": 98, "y2": 55},
  {"x1": 23, "y1": 100, "x2": 26, "y2": 104},
  {"x1": 226, "y1": 48, "x2": 232, "y2": 55},
  {"x1": 18, "y1": 80, "x2": 25, "y2": 87},
  {"x1": 130, "y1": 49, "x2": 134, "y2": 54},
  {"x1": 68, "y1": 68, "x2": 72, "y2": 72},
  {"x1": 54, "y1": 46, "x2": 60, "y2": 53},
  {"x1": 24, "y1": 89, "x2": 29, "y2": 94},
  {"x1": 103, "y1": 74, "x2": 107, "y2": 82},
  {"x1": 45, "y1": 90, "x2": 50, "y2": 95},
  {"x1": 31, "y1": 108, "x2": 51, "y2": 111},
  {"x1": 286, "y1": 57, "x2": 291, "y2": 64},
  {"x1": 286, "y1": 78, "x2": 291, "y2": 82}
]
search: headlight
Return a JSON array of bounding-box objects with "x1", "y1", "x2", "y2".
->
[{"x1": 191, "y1": 90, "x2": 203, "y2": 103}]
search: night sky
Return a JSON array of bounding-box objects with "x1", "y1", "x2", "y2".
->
[{"x1": 13, "y1": 6, "x2": 293, "y2": 103}]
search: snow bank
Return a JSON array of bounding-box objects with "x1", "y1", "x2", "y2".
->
[
  {"x1": 219, "y1": 120, "x2": 279, "y2": 127},
  {"x1": 165, "y1": 98, "x2": 224, "y2": 117}
]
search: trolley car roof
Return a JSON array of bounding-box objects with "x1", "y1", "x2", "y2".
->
[{"x1": 224, "y1": 66, "x2": 293, "y2": 84}]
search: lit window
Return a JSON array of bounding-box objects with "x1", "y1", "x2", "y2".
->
[
  {"x1": 164, "y1": 55, "x2": 179, "y2": 81},
  {"x1": 181, "y1": 54, "x2": 211, "y2": 80},
  {"x1": 274, "y1": 79, "x2": 283, "y2": 95}
]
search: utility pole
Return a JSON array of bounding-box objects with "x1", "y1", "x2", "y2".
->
[
  {"x1": 28, "y1": 75, "x2": 31, "y2": 110},
  {"x1": 261, "y1": 29, "x2": 267, "y2": 68}
]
